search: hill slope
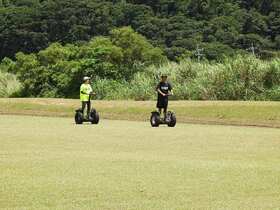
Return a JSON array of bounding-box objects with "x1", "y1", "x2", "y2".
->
[{"x1": 1, "y1": 0, "x2": 280, "y2": 60}]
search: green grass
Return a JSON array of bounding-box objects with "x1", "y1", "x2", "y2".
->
[
  {"x1": 0, "y1": 98, "x2": 280, "y2": 128},
  {"x1": 0, "y1": 115, "x2": 280, "y2": 209}
]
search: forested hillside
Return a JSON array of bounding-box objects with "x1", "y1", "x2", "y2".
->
[
  {"x1": 0, "y1": 0, "x2": 280, "y2": 100},
  {"x1": 1, "y1": 0, "x2": 280, "y2": 60}
]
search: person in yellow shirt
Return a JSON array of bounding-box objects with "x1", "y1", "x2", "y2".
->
[{"x1": 80, "y1": 76, "x2": 94, "y2": 119}]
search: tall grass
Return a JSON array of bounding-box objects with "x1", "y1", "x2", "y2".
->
[
  {"x1": 92, "y1": 56, "x2": 280, "y2": 101},
  {"x1": 1, "y1": 55, "x2": 279, "y2": 100},
  {"x1": 0, "y1": 71, "x2": 21, "y2": 98}
]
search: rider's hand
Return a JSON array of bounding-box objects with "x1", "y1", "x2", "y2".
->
[{"x1": 162, "y1": 93, "x2": 167, "y2": 97}]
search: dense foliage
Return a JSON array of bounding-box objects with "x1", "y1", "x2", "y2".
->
[
  {"x1": 1, "y1": 0, "x2": 280, "y2": 60},
  {"x1": 1, "y1": 28, "x2": 279, "y2": 100},
  {"x1": 0, "y1": 27, "x2": 165, "y2": 97},
  {"x1": 92, "y1": 56, "x2": 280, "y2": 101},
  {"x1": 0, "y1": 1, "x2": 280, "y2": 100}
]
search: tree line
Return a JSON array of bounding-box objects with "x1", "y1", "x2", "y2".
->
[
  {"x1": 1, "y1": 0, "x2": 280, "y2": 100},
  {"x1": 0, "y1": 0, "x2": 280, "y2": 61}
]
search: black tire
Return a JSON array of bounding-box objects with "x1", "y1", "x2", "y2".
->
[
  {"x1": 90, "y1": 109, "x2": 100, "y2": 124},
  {"x1": 150, "y1": 112, "x2": 160, "y2": 127},
  {"x1": 168, "y1": 113, "x2": 176, "y2": 127},
  {"x1": 75, "y1": 111, "x2": 83, "y2": 124}
]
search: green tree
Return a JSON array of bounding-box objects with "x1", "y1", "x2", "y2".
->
[
  {"x1": 6, "y1": 27, "x2": 166, "y2": 97},
  {"x1": 0, "y1": 0, "x2": 279, "y2": 60}
]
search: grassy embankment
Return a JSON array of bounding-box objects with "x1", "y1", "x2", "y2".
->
[{"x1": 0, "y1": 98, "x2": 279, "y2": 128}]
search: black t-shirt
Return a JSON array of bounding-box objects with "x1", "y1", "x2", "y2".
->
[{"x1": 156, "y1": 82, "x2": 172, "y2": 99}]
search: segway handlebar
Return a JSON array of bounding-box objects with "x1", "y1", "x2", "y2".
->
[{"x1": 88, "y1": 92, "x2": 96, "y2": 102}]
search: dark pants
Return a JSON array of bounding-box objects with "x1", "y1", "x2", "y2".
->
[
  {"x1": 157, "y1": 97, "x2": 168, "y2": 117},
  {"x1": 82, "y1": 101, "x2": 91, "y2": 117}
]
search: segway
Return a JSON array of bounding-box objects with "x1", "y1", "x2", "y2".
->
[
  {"x1": 75, "y1": 94, "x2": 99, "y2": 125},
  {"x1": 150, "y1": 111, "x2": 176, "y2": 127}
]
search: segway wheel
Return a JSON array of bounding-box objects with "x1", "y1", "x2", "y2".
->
[
  {"x1": 75, "y1": 111, "x2": 83, "y2": 124},
  {"x1": 90, "y1": 109, "x2": 100, "y2": 124},
  {"x1": 150, "y1": 112, "x2": 160, "y2": 127},
  {"x1": 168, "y1": 113, "x2": 176, "y2": 127}
]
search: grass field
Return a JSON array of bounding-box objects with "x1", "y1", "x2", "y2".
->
[
  {"x1": 1, "y1": 115, "x2": 280, "y2": 209},
  {"x1": 0, "y1": 98, "x2": 280, "y2": 128}
]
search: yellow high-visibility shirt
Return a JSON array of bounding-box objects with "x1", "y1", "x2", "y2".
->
[{"x1": 80, "y1": 84, "x2": 93, "y2": 101}]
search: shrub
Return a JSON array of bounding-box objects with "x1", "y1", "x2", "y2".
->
[
  {"x1": 0, "y1": 71, "x2": 21, "y2": 97},
  {"x1": 3, "y1": 27, "x2": 166, "y2": 98}
]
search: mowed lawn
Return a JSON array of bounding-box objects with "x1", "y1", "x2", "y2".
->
[{"x1": 0, "y1": 115, "x2": 280, "y2": 209}]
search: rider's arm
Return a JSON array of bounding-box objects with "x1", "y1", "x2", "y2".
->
[
  {"x1": 80, "y1": 84, "x2": 87, "y2": 94},
  {"x1": 169, "y1": 89, "x2": 174, "y2": 96},
  {"x1": 156, "y1": 83, "x2": 166, "y2": 96},
  {"x1": 89, "y1": 85, "x2": 96, "y2": 95},
  {"x1": 157, "y1": 88, "x2": 166, "y2": 96},
  {"x1": 88, "y1": 85, "x2": 93, "y2": 95},
  {"x1": 168, "y1": 83, "x2": 173, "y2": 96},
  {"x1": 81, "y1": 84, "x2": 92, "y2": 95}
]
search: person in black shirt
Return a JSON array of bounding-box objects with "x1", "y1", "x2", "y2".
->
[{"x1": 156, "y1": 75, "x2": 173, "y2": 118}]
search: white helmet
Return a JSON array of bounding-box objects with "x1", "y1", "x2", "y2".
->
[{"x1": 83, "y1": 76, "x2": 90, "y2": 81}]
